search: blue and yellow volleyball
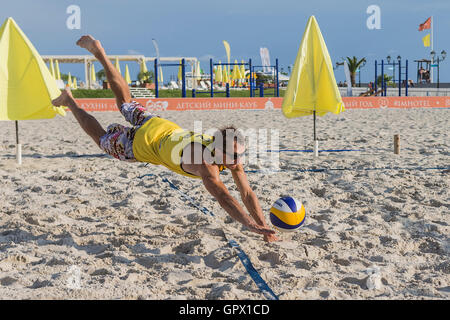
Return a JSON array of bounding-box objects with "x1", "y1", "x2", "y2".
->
[{"x1": 269, "y1": 197, "x2": 306, "y2": 232}]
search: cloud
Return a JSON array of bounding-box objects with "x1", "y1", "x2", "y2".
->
[
  {"x1": 198, "y1": 54, "x2": 216, "y2": 61},
  {"x1": 127, "y1": 49, "x2": 142, "y2": 55}
]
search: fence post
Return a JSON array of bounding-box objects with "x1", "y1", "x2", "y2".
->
[
  {"x1": 226, "y1": 83, "x2": 230, "y2": 97},
  {"x1": 398, "y1": 59, "x2": 402, "y2": 97},
  {"x1": 192, "y1": 89, "x2": 196, "y2": 98},
  {"x1": 374, "y1": 60, "x2": 378, "y2": 95},
  {"x1": 249, "y1": 59, "x2": 253, "y2": 97},
  {"x1": 381, "y1": 60, "x2": 385, "y2": 96},
  {"x1": 405, "y1": 60, "x2": 408, "y2": 96},
  {"x1": 275, "y1": 58, "x2": 279, "y2": 97},
  {"x1": 154, "y1": 58, "x2": 159, "y2": 98},
  {"x1": 260, "y1": 83, "x2": 264, "y2": 97},
  {"x1": 181, "y1": 58, "x2": 186, "y2": 98},
  {"x1": 210, "y1": 58, "x2": 214, "y2": 98}
]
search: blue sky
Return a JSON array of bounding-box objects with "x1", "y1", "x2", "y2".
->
[{"x1": 2, "y1": 0, "x2": 450, "y2": 83}]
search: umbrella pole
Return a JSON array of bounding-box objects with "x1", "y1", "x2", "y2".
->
[
  {"x1": 15, "y1": 120, "x2": 22, "y2": 165},
  {"x1": 313, "y1": 110, "x2": 319, "y2": 157}
]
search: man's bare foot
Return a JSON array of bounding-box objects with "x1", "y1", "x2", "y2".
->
[
  {"x1": 52, "y1": 87, "x2": 74, "y2": 107},
  {"x1": 76, "y1": 35, "x2": 104, "y2": 56}
]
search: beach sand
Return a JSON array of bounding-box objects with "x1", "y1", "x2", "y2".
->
[{"x1": 0, "y1": 108, "x2": 448, "y2": 300}]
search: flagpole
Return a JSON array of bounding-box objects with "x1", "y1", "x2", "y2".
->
[
  {"x1": 313, "y1": 109, "x2": 318, "y2": 157},
  {"x1": 431, "y1": 16, "x2": 434, "y2": 83},
  {"x1": 15, "y1": 120, "x2": 22, "y2": 165}
]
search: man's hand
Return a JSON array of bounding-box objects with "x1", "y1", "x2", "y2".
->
[
  {"x1": 245, "y1": 223, "x2": 276, "y2": 236},
  {"x1": 230, "y1": 165, "x2": 281, "y2": 242},
  {"x1": 197, "y1": 164, "x2": 274, "y2": 238},
  {"x1": 264, "y1": 233, "x2": 281, "y2": 243}
]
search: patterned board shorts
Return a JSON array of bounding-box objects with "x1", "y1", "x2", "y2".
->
[{"x1": 99, "y1": 101, "x2": 158, "y2": 162}]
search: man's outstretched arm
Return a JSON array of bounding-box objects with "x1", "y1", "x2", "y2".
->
[
  {"x1": 199, "y1": 164, "x2": 275, "y2": 237},
  {"x1": 231, "y1": 165, "x2": 280, "y2": 242}
]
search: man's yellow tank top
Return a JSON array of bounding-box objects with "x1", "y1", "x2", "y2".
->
[{"x1": 132, "y1": 117, "x2": 225, "y2": 179}]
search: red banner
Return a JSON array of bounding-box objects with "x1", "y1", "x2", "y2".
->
[{"x1": 74, "y1": 97, "x2": 450, "y2": 112}]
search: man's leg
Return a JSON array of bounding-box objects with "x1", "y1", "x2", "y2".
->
[
  {"x1": 52, "y1": 88, "x2": 106, "y2": 147},
  {"x1": 76, "y1": 35, "x2": 131, "y2": 109}
]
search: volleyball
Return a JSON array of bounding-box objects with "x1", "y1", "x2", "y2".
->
[{"x1": 269, "y1": 197, "x2": 306, "y2": 232}]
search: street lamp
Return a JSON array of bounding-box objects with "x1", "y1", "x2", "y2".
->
[
  {"x1": 431, "y1": 50, "x2": 446, "y2": 88},
  {"x1": 358, "y1": 60, "x2": 366, "y2": 87},
  {"x1": 386, "y1": 55, "x2": 396, "y2": 82}
]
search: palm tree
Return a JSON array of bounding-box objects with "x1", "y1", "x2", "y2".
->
[
  {"x1": 345, "y1": 56, "x2": 366, "y2": 87},
  {"x1": 96, "y1": 69, "x2": 106, "y2": 82}
]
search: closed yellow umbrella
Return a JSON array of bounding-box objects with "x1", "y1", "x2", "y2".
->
[
  {"x1": 54, "y1": 59, "x2": 61, "y2": 80},
  {"x1": 215, "y1": 61, "x2": 223, "y2": 83},
  {"x1": 232, "y1": 59, "x2": 241, "y2": 80},
  {"x1": 73, "y1": 77, "x2": 78, "y2": 89},
  {"x1": 177, "y1": 59, "x2": 182, "y2": 81},
  {"x1": 140, "y1": 59, "x2": 148, "y2": 81},
  {"x1": 222, "y1": 63, "x2": 228, "y2": 84},
  {"x1": 240, "y1": 60, "x2": 246, "y2": 80},
  {"x1": 49, "y1": 58, "x2": 55, "y2": 78},
  {"x1": 124, "y1": 64, "x2": 131, "y2": 85},
  {"x1": 114, "y1": 57, "x2": 121, "y2": 75},
  {"x1": 195, "y1": 61, "x2": 201, "y2": 79},
  {"x1": 90, "y1": 63, "x2": 96, "y2": 83},
  {"x1": 159, "y1": 66, "x2": 163, "y2": 83},
  {"x1": 282, "y1": 16, "x2": 344, "y2": 156},
  {"x1": 67, "y1": 72, "x2": 72, "y2": 88}
]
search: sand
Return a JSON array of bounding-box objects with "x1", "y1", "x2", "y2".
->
[{"x1": 0, "y1": 108, "x2": 449, "y2": 300}]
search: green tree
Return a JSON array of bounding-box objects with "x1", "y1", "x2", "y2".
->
[
  {"x1": 345, "y1": 56, "x2": 366, "y2": 87},
  {"x1": 377, "y1": 74, "x2": 394, "y2": 87},
  {"x1": 96, "y1": 69, "x2": 106, "y2": 82},
  {"x1": 60, "y1": 73, "x2": 79, "y2": 83},
  {"x1": 138, "y1": 71, "x2": 154, "y2": 84}
]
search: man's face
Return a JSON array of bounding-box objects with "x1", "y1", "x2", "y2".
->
[{"x1": 221, "y1": 141, "x2": 245, "y2": 170}]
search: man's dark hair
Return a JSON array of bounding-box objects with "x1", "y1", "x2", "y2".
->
[{"x1": 214, "y1": 126, "x2": 245, "y2": 151}]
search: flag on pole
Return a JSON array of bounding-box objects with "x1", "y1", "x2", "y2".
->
[
  {"x1": 223, "y1": 40, "x2": 231, "y2": 75},
  {"x1": 422, "y1": 34, "x2": 431, "y2": 47},
  {"x1": 418, "y1": 17, "x2": 431, "y2": 31}
]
